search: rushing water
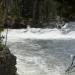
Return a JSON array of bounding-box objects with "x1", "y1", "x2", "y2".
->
[{"x1": 2, "y1": 22, "x2": 75, "y2": 75}]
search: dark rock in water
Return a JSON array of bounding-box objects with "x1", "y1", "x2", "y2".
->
[
  {"x1": 58, "y1": 25, "x2": 62, "y2": 29},
  {"x1": 0, "y1": 46, "x2": 17, "y2": 75}
]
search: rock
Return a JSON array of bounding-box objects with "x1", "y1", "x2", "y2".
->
[{"x1": 0, "y1": 46, "x2": 17, "y2": 75}]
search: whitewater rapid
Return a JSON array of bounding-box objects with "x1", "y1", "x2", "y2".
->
[
  {"x1": 2, "y1": 28, "x2": 75, "y2": 43},
  {"x1": 2, "y1": 22, "x2": 75, "y2": 75}
]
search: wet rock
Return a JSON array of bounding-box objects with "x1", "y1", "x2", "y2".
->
[{"x1": 0, "y1": 46, "x2": 17, "y2": 75}]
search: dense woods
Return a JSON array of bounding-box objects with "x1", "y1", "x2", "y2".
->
[{"x1": 0, "y1": 0, "x2": 75, "y2": 28}]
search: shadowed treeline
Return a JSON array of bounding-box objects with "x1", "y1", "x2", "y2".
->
[{"x1": 1, "y1": 0, "x2": 75, "y2": 29}]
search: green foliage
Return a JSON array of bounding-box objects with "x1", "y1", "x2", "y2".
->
[
  {"x1": 10, "y1": 5, "x2": 20, "y2": 17},
  {"x1": 55, "y1": 0, "x2": 75, "y2": 19},
  {"x1": 0, "y1": 1, "x2": 5, "y2": 48}
]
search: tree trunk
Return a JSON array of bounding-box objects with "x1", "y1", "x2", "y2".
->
[{"x1": 32, "y1": 0, "x2": 38, "y2": 26}]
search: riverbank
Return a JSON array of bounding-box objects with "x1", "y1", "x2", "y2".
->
[{"x1": 0, "y1": 46, "x2": 17, "y2": 75}]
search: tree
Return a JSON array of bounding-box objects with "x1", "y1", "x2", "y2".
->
[
  {"x1": 55, "y1": 0, "x2": 75, "y2": 20},
  {"x1": 0, "y1": 0, "x2": 5, "y2": 48},
  {"x1": 19, "y1": 0, "x2": 33, "y2": 18}
]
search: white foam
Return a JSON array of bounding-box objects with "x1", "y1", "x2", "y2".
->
[
  {"x1": 16, "y1": 55, "x2": 65, "y2": 75},
  {"x1": 2, "y1": 27, "x2": 75, "y2": 43}
]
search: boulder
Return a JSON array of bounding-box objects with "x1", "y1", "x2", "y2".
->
[{"x1": 0, "y1": 46, "x2": 17, "y2": 75}]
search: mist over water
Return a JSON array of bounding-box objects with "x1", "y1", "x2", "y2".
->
[{"x1": 2, "y1": 22, "x2": 75, "y2": 75}]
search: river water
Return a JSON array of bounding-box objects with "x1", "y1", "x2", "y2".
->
[{"x1": 2, "y1": 22, "x2": 75, "y2": 75}]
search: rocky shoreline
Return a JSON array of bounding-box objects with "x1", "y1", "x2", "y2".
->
[{"x1": 0, "y1": 46, "x2": 17, "y2": 75}]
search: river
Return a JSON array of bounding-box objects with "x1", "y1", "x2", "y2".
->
[{"x1": 2, "y1": 22, "x2": 75, "y2": 75}]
